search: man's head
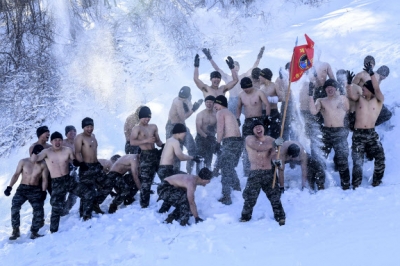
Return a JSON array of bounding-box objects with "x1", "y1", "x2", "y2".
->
[
  {"x1": 251, "y1": 68, "x2": 261, "y2": 80},
  {"x1": 110, "y1": 154, "x2": 121, "y2": 163},
  {"x1": 210, "y1": 71, "x2": 222, "y2": 87},
  {"x1": 50, "y1": 131, "x2": 63, "y2": 149},
  {"x1": 336, "y1": 69, "x2": 347, "y2": 85},
  {"x1": 363, "y1": 80, "x2": 375, "y2": 96},
  {"x1": 260, "y1": 68, "x2": 273, "y2": 81},
  {"x1": 204, "y1": 95, "x2": 215, "y2": 110},
  {"x1": 323, "y1": 79, "x2": 338, "y2": 96},
  {"x1": 214, "y1": 95, "x2": 228, "y2": 111},
  {"x1": 36, "y1": 126, "x2": 50, "y2": 141},
  {"x1": 65, "y1": 125, "x2": 76, "y2": 140},
  {"x1": 251, "y1": 120, "x2": 264, "y2": 136},
  {"x1": 376, "y1": 65, "x2": 390, "y2": 81},
  {"x1": 287, "y1": 144, "x2": 300, "y2": 158},
  {"x1": 138, "y1": 106, "x2": 152, "y2": 124},
  {"x1": 82, "y1": 117, "x2": 94, "y2": 135},
  {"x1": 179, "y1": 86, "x2": 191, "y2": 99},
  {"x1": 172, "y1": 123, "x2": 187, "y2": 140},
  {"x1": 240, "y1": 77, "x2": 253, "y2": 93},
  {"x1": 364, "y1": 55, "x2": 375, "y2": 68},
  {"x1": 198, "y1": 167, "x2": 212, "y2": 185}
]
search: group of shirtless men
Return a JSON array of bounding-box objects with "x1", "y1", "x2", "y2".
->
[{"x1": 4, "y1": 47, "x2": 389, "y2": 240}]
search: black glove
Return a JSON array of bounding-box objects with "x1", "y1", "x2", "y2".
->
[
  {"x1": 279, "y1": 68, "x2": 283, "y2": 79},
  {"x1": 32, "y1": 145, "x2": 43, "y2": 155},
  {"x1": 236, "y1": 118, "x2": 241, "y2": 127},
  {"x1": 192, "y1": 99, "x2": 203, "y2": 112},
  {"x1": 257, "y1": 46, "x2": 265, "y2": 59},
  {"x1": 194, "y1": 54, "x2": 200, "y2": 67},
  {"x1": 41, "y1": 191, "x2": 47, "y2": 201},
  {"x1": 214, "y1": 142, "x2": 221, "y2": 154},
  {"x1": 226, "y1": 56, "x2": 235, "y2": 69},
  {"x1": 346, "y1": 70, "x2": 355, "y2": 85},
  {"x1": 308, "y1": 82, "x2": 315, "y2": 96},
  {"x1": 363, "y1": 62, "x2": 374, "y2": 76},
  {"x1": 183, "y1": 102, "x2": 190, "y2": 113},
  {"x1": 202, "y1": 48, "x2": 212, "y2": 60},
  {"x1": 273, "y1": 137, "x2": 284, "y2": 147},
  {"x1": 273, "y1": 159, "x2": 282, "y2": 168},
  {"x1": 192, "y1": 155, "x2": 203, "y2": 163},
  {"x1": 73, "y1": 159, "x2": 89, "y2": 171},
  {"x1": 195, "y1": 217, "x2": 204, "y2": 223},
  {"x1": 280, "y1": 187, "x2": 285, "y2": 194},
  {"x1": 4, "y1": 186, "x2": 12, "y2": 196}
]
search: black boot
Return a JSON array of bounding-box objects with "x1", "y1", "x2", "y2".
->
[
  {"x1": 218, "y1": 195, "x2": 232, "y2": 205},
  {"x1": 93, "y1": 202, "x2": 105, "y2": 214},
  {"x1": 158, "y1": 202, "x2": 171, "y2": 213},
  {"x1": 9, "y1": 227, "x2": 20, "y2": 240},
  {"x1": 30, "y1": 231, "x2": 44, "y2": 239},
  {"x1": 108, "y1": 203, "x2": 118, "y2": 214}
]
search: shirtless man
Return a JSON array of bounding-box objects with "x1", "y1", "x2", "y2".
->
[
  {"x1": 237, "y1": 77, "x2": 270, "y2": 177},
  {"x1": 195, "y1": 95, "x2": 217, "y2": 172},
  {"x1": 202, "y1": 47, "x2": 264, "y2": 114},
  {"x1": 346, "y1": 64, "x2": 385, "y2": 188},
  {"x1": 276, "y1": 141, "x2": 326, "y2": 191},
  {"x1": 29, "y1": 126, "x2": 52, "y2": 155},
  {"x1": 98, "y1": 154, "x2": 121, "y2": 174},
  {"x1": 309, "y1": 79, "x2": 351, "y2": 189},
  {"x1": 157, "y1": 168, "x2": 212, "y2": 226},
  {"x1": 31, "y1": 132, "x2": 77, "y2": 233},
  {"x1": 124, "y1": 106, "x2": 143, "y2": 154},
  {"x1": 107, "y1": 154, "x2": 141, "y2": 213},
  {"x1": 157, "y1": 123, "x2": 196, "y2": 213},
  {"x1": 165, "y1": 86, "x2": 202, "y2": 173},
  {"x1": 130, "y1": 106, "x2": 163, "y2": 208},
  {"x1": 74, "y1": 117, "x2": 107, "y2": 220},
  {"x1": 259, "y1": 68, "x2": 283, "y2": 139},
  {"x1": 250, "y1": 67, "x2": 261, "y2": 90},
  {"x1": 214, "y1": 95, "x2": 243, "y2": 205},
  {"x1": 5, "y1": 144, "x2": 48, "y2": 240},
  {"x1": 240, "y1": 120, "x2": 285, "y2": 225},
  {"x1": 62, "y1": 125, "x2": 78, "y2": 215},
  {"x1": 193, "y1": 53, "x2": 238, "y2": 98}
]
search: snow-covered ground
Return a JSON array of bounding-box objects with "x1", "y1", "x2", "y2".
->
[{"x1": 1, "y1": 0, "x2": 400, "y2": 265}]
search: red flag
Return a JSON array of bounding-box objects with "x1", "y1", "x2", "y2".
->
[{"x1": 289, "y1": 34, "x2": 314, "y2": 82}]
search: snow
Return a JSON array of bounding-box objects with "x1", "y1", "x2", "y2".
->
[{"x1": 1, "y1": 0, "x2": 400, "y2": 265}]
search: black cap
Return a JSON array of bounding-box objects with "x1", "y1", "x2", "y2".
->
[
  {"x1": 210, "y1": 71, "x2": 221, "y2": 79},
  {"x1": 82, "y1": 117, "x2": 94, "y2": 128},
  {"x1": 204, "y1": 95, "x2": 216, "y2": 102},
  {"x1": 287, "y1": 144, "x2": 300, "y2": 158},
  {"x1": 179, "y1": 86, "x2": 191, "y2": 99},
  {"x1": 260, "y1": 68, "x2": 273, "y2": 81},
  {"x1": 215, "y1": 95, "x2": 228, "y2": 108},
  {"x1": 240, "y1": 77, "x2": 253, "y2": 89},
  {"x1": 65, "y1": 125, "x2": 76, "y2": 136},
  {"x1": 198, "y1": 168, "x2": 212, "y2": 180},
  {"x1": 138, "y1": 106, "x2": 151, "y2": 119},
  {"x1": 172, "y1": 123, "x2": 187, "y2": 134},
  {"x1": 36, "y1": 126, "x2": 49, "y2": 138},
  {"x1": 323, "y1": 79, "x2": 338, "y2": 90},
  {"x1": 251, "y1": 68, "x2": 261, "y2": 79},
  {"x1": 31, "y1": 144, "x2": 44, "y2": 155},
  {"x1": 50, "y1": 131, "x2": 63, "y2": 141},
  {"x1": 251, "y1": 120, "x2": 264, "y2": 130}
]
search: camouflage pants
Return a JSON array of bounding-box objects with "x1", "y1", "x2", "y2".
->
[
  {"x1": 267, "y1": 109, "x2": 282, "y2": 139},
  {"x1": 195, "y1": 134, "x2": 217, "y2": 171},
  {"x1": 219, "y1": 137, "x2": 243, "y2": 197},
  {"x1": 76, "y1": 163, "x2": 103, "y2": 219},
  {"x1": 281, "y1": 100, "x2": 298, "y2": 141},
  {"x1": 307, "y1": 154, "x2": 326, "y2": 190},
  {"x1": 11, "y1": 184, "x2": 44, "y2": 233},
  {"x1": 321, "y1": 127, "x2": 350, "y2": 188},
  {"x1": 125, "y1": 141, "x2": 141, "y2": 154},
  {"x1": 95, "y1": 166, "x2": 115, "y2": 205},
  {"x1": 140, "y1": 149, "x2": 159, "y2": 208},
  {"x1": 242, "y1": 116, "x2": 264, "y2": 176},
  {"x1": 157, "y1": 165, "x2": 184, "y2": 212},
  {"x1": 64, "y1": 165, "x2": 79, "y2": 213},
  {"x1": 157, "y1": 181, "x2": 190, "y2": 223},
  {"x1": 241, "y1": 169, "x2": 285, "y2": 222},
  {"x1": 110, "y1": 172, "x2": 138, "y2": 206},
  {"x1": 351, "y1": 129, "x2": 385, "y2": 187},
  {"x1": 50, "y1": 175, "x2": 78, "y2": 232}
]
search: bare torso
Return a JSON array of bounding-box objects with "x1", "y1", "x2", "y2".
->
[
  {"x1": 196, "y1": 109, "x2": 217, "y2": 137},
  {"x1": 168, "y1": 97, "x2": 193, "y2": 124},
  {"x1": 19, "y1": 159, "x2": 48, "y2": 186},
  {"x1": 260, "y1": 81, "x2": 280, "y2": 110},
  {"x1": 316, "y1": 95, "x2": 349, "y2": 127},
  {"x1": 130, "y1": 123, "x2": 160, "y2": 151},
  {"x1": 354, "y1": 95, "x2": 382, "y2": 129},
  {"x1": 75, "y1": 133, "x2": 98, "y2": 163},
  {"x1": 310, "y1": 61, "x2": 335, "y2": 87},
  {"x1": 245, "y1": 135, "x2": 276, "y2": 170},
  {"x1": 238, "y1": 89, "x2": 265, "y2": 118},
  {"x1": 43, "y1": 146, "x2": 74, "y2": 178}
]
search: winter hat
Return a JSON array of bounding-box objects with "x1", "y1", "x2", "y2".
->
[
  {"x1": 363, "y1": 80, "x2": 375, "y2": 95},
  {"x1": 204, "y1": 95, "x2": 216, "y2": 102},
  {"x1": 214, "y1": 95, "x2": 228, "y2": 108},
  {"x1": 138, "y1": 106, "x2": 152, "y2": 119},
  {"x1": 179, "y1": 86, "x2": 191, "y2": 99},
  {"x1": 323, "y1": 79, "x2": 338, "y2": 90},
  {"x1": 240, "y1": 77, "x2": 253, "y2": 89},
  {"x1": 31, "y1": 144, "x2": 44, "y2": 155},
  {"x1": 251, "y1": 120, "x2": 264, "y2": 130},
  {"x1": 82, "y1": 117, "x2": 94, "y2": 128},
  {"x1": 65, "y1": 125, "x2": 76, "y2": 136},
  {"x1": 51, "y1": 131, "x2": 63, "y2": 141},
  {"x1": 172, "y1": 123, "x2": 187, "y2": 134},
  {"x1": 251, "y1": 68, "x2": 261, "y2": 79},
  {"x1": 210, "y1": 71, "x2": 221, "y2": 80},
  {"x1": 36, "y1": 126, "x2": 49, "y2": 138},
  {"x1": 260, "y1": 68, "x2": 273, "y2": 81},
  {"x1": 287, "y1": 144, "x2": 300, "y2": 158},
  {"x1": 198, "y1": 167, "x2": 212, "y2": 180}
]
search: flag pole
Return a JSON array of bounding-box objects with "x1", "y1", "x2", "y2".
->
[{"x1": 272, "y1": 46, "x2": 296, "y2": 189}]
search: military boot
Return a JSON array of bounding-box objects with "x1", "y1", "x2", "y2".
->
[
  {"x1": 93, "y1": 202, "x2": 105, "y2": 214},
  {"x1": 9, "y1": 227, "x2": 20, "y2": 240},
  {"x1": 108, "y1": 203, "x2": 118, "y2": 214},
  {"x1": 30, "y1": 231, "x2": 44, "y2": 239}
]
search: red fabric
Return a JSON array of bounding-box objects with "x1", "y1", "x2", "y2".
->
[{"x1": 289, "y1": 34, "x2": 314, "y2": 82}]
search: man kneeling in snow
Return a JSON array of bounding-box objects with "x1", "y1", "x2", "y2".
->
[{"x1": 157, "y1": 168, "x2": 212, "y2": 226}]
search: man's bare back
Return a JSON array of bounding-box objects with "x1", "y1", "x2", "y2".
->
[
  {"x1": 216, "y1": 108, "x2": 241, "y2": 142},
  {"x1": 160, "y1": 137, "x2": 192, "y2": 166},
  {"x1": 309, "y1": 61, "x2": 335, "y2": 87},
  {"x1": 109, "y1": 154, "x2": 141, "y2": 189},
  {"x1": 168, "y1": 97, "x2": 193, "y2": 124}
]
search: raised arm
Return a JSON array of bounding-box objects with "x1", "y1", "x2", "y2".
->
[
  {"x1": 309, "y1": 98, "x2": 322, "y2": 116},
  {"x1": 243, "y1": 46, "x2": 264, "y2": 77},
  {"x1": 193, "y1": 54, "x2": 208, "y2": 93},
  {"x1": 370, "y1": 69, "x2": 384, "y2": 103},
  {"x1": 223, "y1": 57, "x2": 239, "y2": 92},
  {"x1": 327, "y1": 63, "x2": 335, "y2": 80}
]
